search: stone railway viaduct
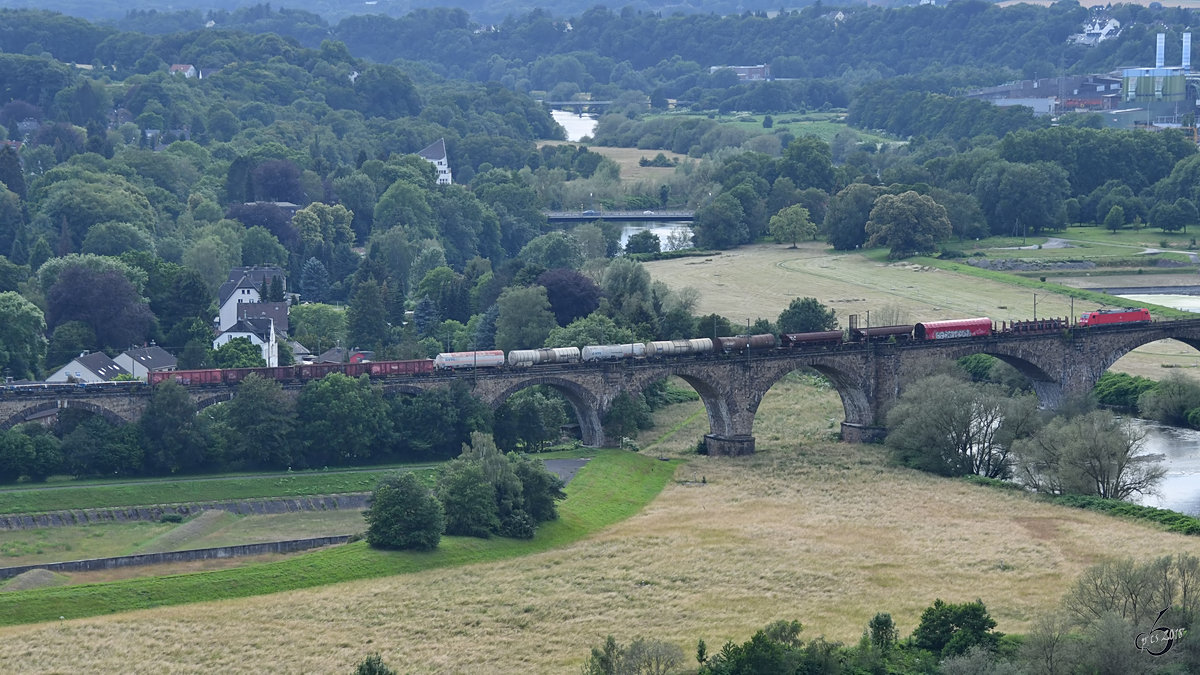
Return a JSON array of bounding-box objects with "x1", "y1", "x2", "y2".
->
[{"x1": 4, "y1": 319, "x2": 1200, "y2": 455}]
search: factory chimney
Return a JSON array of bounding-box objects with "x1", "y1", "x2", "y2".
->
[
  {"x1": 1157, "y1": 33, "x2": 1166, "y2": 68},
  {"x1": 1184, "y1": 32, "x2": 1192, "y2": 71}
]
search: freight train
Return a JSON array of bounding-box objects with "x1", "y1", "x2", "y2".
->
[{"x1": 123, "y1": 309, "x2": 1149, "y2": 388}]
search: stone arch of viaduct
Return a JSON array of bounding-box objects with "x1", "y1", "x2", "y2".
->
[{"x1": 5, "y1": 321, "x2": 1200, "y2": 453}]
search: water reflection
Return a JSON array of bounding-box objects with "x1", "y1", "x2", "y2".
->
[
  {"x1": 1130, "y1": 418, "x2": 1200, "y2": 515},
  {"x1": 618, "y1": 223, "x2": 693, "y2": 250}
]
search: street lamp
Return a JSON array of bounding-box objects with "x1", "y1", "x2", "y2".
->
[{"x1": 1033, "y1": 293, "x2": 1038, "y2": 320}]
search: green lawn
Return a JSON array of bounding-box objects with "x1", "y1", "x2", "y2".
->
[
  {"x1": 0, "y1": 449, "x2": 676, "y2": 626},
  {"x1": 646, "y1": 110, "x2": 898, "y2": 146},
  {"x1": 0, "y1": 521, "x2": 175, "y2": 566},
  {"x1": 0, "y1": 468, "x2": 434, "y2": 515}
]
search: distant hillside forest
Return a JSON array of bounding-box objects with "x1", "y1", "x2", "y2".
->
[{"x1": 3, "y1": 3, "x2": 1200, "y2": 478}]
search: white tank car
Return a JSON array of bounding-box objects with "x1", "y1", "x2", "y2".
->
[
  {"x1": 581, "y1": 343, "x2": 647, "y2": 361},
  {"x1": 646, "y1": 338, "x2": 714, "y2": 356},
  {"x1": 507, "y1": 347, "x2": 581, "y2": 366},
  {"x1": 433, "y1": 350, "x2": 506, "y2": 369}
]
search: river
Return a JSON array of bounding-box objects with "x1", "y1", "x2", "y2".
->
[
  {"x1": 1132, "y1": 419, "x2": 1200, "y2": 514},
  {"x1": 550, "y1": 109, "x2": 598, "y2": 143},
  {"x1": 1109, "y1": 292, "x2": 1200, "y2": 513}
]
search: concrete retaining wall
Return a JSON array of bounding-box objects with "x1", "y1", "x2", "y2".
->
[
  {"x1": 0, "y1": 493, "x2": 370, "y2": 531},
  {"x1": 0, "y1": 535, "x2": 352, "y2": 580}
]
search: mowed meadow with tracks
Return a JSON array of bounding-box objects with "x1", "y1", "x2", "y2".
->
[{"x1": 1, "y1": 239, "x2": 1200, "y2": 671}]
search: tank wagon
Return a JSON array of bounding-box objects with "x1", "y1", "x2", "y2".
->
[
  {"x1": 433, "y1": 351, "x2": 505, "y2": 370},
  {"x1": 581, "y1": 343, "x2": 647, "y2": 361},
  {"x1": 507, "y1": 347, "x2": 581, "y2": 366}
]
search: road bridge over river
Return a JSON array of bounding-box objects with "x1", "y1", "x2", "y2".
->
[
  {"x1": 5, "y1": 320, "x2": 1200, "y2": 454},
  {"x1": 544, "y1": 210, "x2": 694, "y2": 224}
]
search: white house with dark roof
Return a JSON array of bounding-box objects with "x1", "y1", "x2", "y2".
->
[
  {"x1": 213, "y1": 318, "x2": 278, "y2": 367},
  {"x1": 47, "y1": 352, "x2": 130, "y2": 383},
  {"x1": 115, "y1": 345, "x2": 178, "y2": 381},
  {"x1": 418, "y1": 138, "x2": 452, "y2": 185},
  {"x1": 217, "y1": 266, "x2": 286, "y2": 332}
]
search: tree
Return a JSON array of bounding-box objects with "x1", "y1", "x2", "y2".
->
[
  {"x1": 1137, "y1": 373, "x2": 1200, "y2": 427},
  {"x1": 692, "y1": 193, "x2": 747, "y2": 249},
  {"x1": 296, "y1": 374, "x2": 392, "y2": 466},
  {"x1": 1014, "y1": 409, "x2": 1166, "y2": 500},
  {"x1": 219, "y1": 373, "x2": 295, "y2": 469},
  {"x1": 141, "y1": 380, "x2": 209, "y2": 474},
  {"x1": 519, "y1": 231, "x2": 584, "y2": 270},
  {"x1": 211, "y1": 337, "x2": 266, "y2": 369},
  {"x1": 886, "y1": 375, "x2": 1041, "y2": 478},
  {"x1": 545, "y1": 313, "x2": 637, "y2": 349},
  {"x1": 346, "y1": 280, "x2": 390, "y2": 351},
  {"x1": 781, "y1": 136, "x2": 835, "y2": 192},
  {"x1": 45, "y1": 265, "x2": 156, "y2": 351},
  {"x1": 603, "y1": 391, "x2": 653, "y2": 441},
  {"x1": 1103, "y1": 205, "x2": 1126, "y2": 233},
  {"x1": 494, "y1": 388, "x2": 568, "y2": 454},
  {"x1": 824, "y1": 183, "x2": 879, "y2": 250},
  {"x1": 45, "y1": 320, "x2": 96, "y2": 371},
  {"x1": 768, "y1": 204, "x2": 815, "y2": 248},
  {"x1": 494, "y1": 285, "x2": 557, "y2": 352},
  {"x1": 390, "y1": 383, "x2": 493, "y2": 461},
  {"x1": 300, "y1": 257, "x2": 330, "y2": 303},
  {"x1": 290, "y1": 303, "x2": 346, "y2": 356},
  {"x1": 912, "y1": 599, "x2": 1001, "y2": 658},
  {"x1": 363, "y1": 472, "x2": 444, "y2": 551},
  {"x1": 0, "y1": 291, "x2": 45, "y2": 380},
  {"x1": 865, "y1": 191, "x2": 952, "y2": 259},
  {"x1": 776, "y1": 297, "x2": 837, "y2": 334},
  {"x1": 625, "y1": 230, "x2": 661, "y2": 255},
  {"x1": 435, "y1": 459, "x2": 500, "y2": 537},
  {"x1": 537, "y1": 268, "x2": 601, "y2": 326}
]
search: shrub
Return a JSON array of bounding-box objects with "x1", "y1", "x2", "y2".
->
[
  {"x1": 363, "y1": 472, "x2": 444, "y2": 551},
  {"x1": 159, "y1": 513, "x2": 184, "y2": 523}
]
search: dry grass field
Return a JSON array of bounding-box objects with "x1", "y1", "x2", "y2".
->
[
  {"x1": 1, "y1": 378, "x2": 1198, "y2": 673},
  {"x1": 538, "y1": 141, "x2": 687, "y2": 184}
]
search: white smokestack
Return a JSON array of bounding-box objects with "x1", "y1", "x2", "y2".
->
[
  {"x1": 1157, "y1": 33, "x2": 1166, "y2": 68},
  {"x1": 1184, "y1": 33, "x2": 1192, "y2": 71}
]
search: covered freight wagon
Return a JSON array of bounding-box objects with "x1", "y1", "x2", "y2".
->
[{"x1": 914, "y1": 318, "x2": 993, "y2": 340}]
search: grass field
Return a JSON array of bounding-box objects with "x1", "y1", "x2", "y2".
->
[
  {"x1": 1, "y1": 378, "x2": 1197, "y2": 672},
  {"x1": 537, "y1": 141, "x2": 686, "y2": 185},
  {"x1": 0, "y1": 467, "x2": 432, "y2": 515},
  {"x1": 644, "y1": 110, "x2": 898, "y2": 147}
]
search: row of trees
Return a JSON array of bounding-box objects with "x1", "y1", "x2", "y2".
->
[
  {"x1": 0, "y1": 374, "x2": 495, "y2": 481},
  {"x1": 364, "y1": 431, "x2": 566, "y2": 550},
  {"x1": 886, "y1": 359, "x2": 1166, "y2": 502}
]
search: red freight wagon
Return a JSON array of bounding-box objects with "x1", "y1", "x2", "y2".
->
[
  {"x1": 366, "y1": 359, "x2": 435, "y2": 377},
  {"x1": 914, "y1": 317, "x2": 993, "y2": 340},
  {"x1": 149, "y1": 369, "x2": 224, "y2": 386},
  {"x1": 1078, "y1": 308, "x2": 1152, "y2": 327},
  {"x1": 298, "y1": 362, "x2": 343, "y2": 380}
]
